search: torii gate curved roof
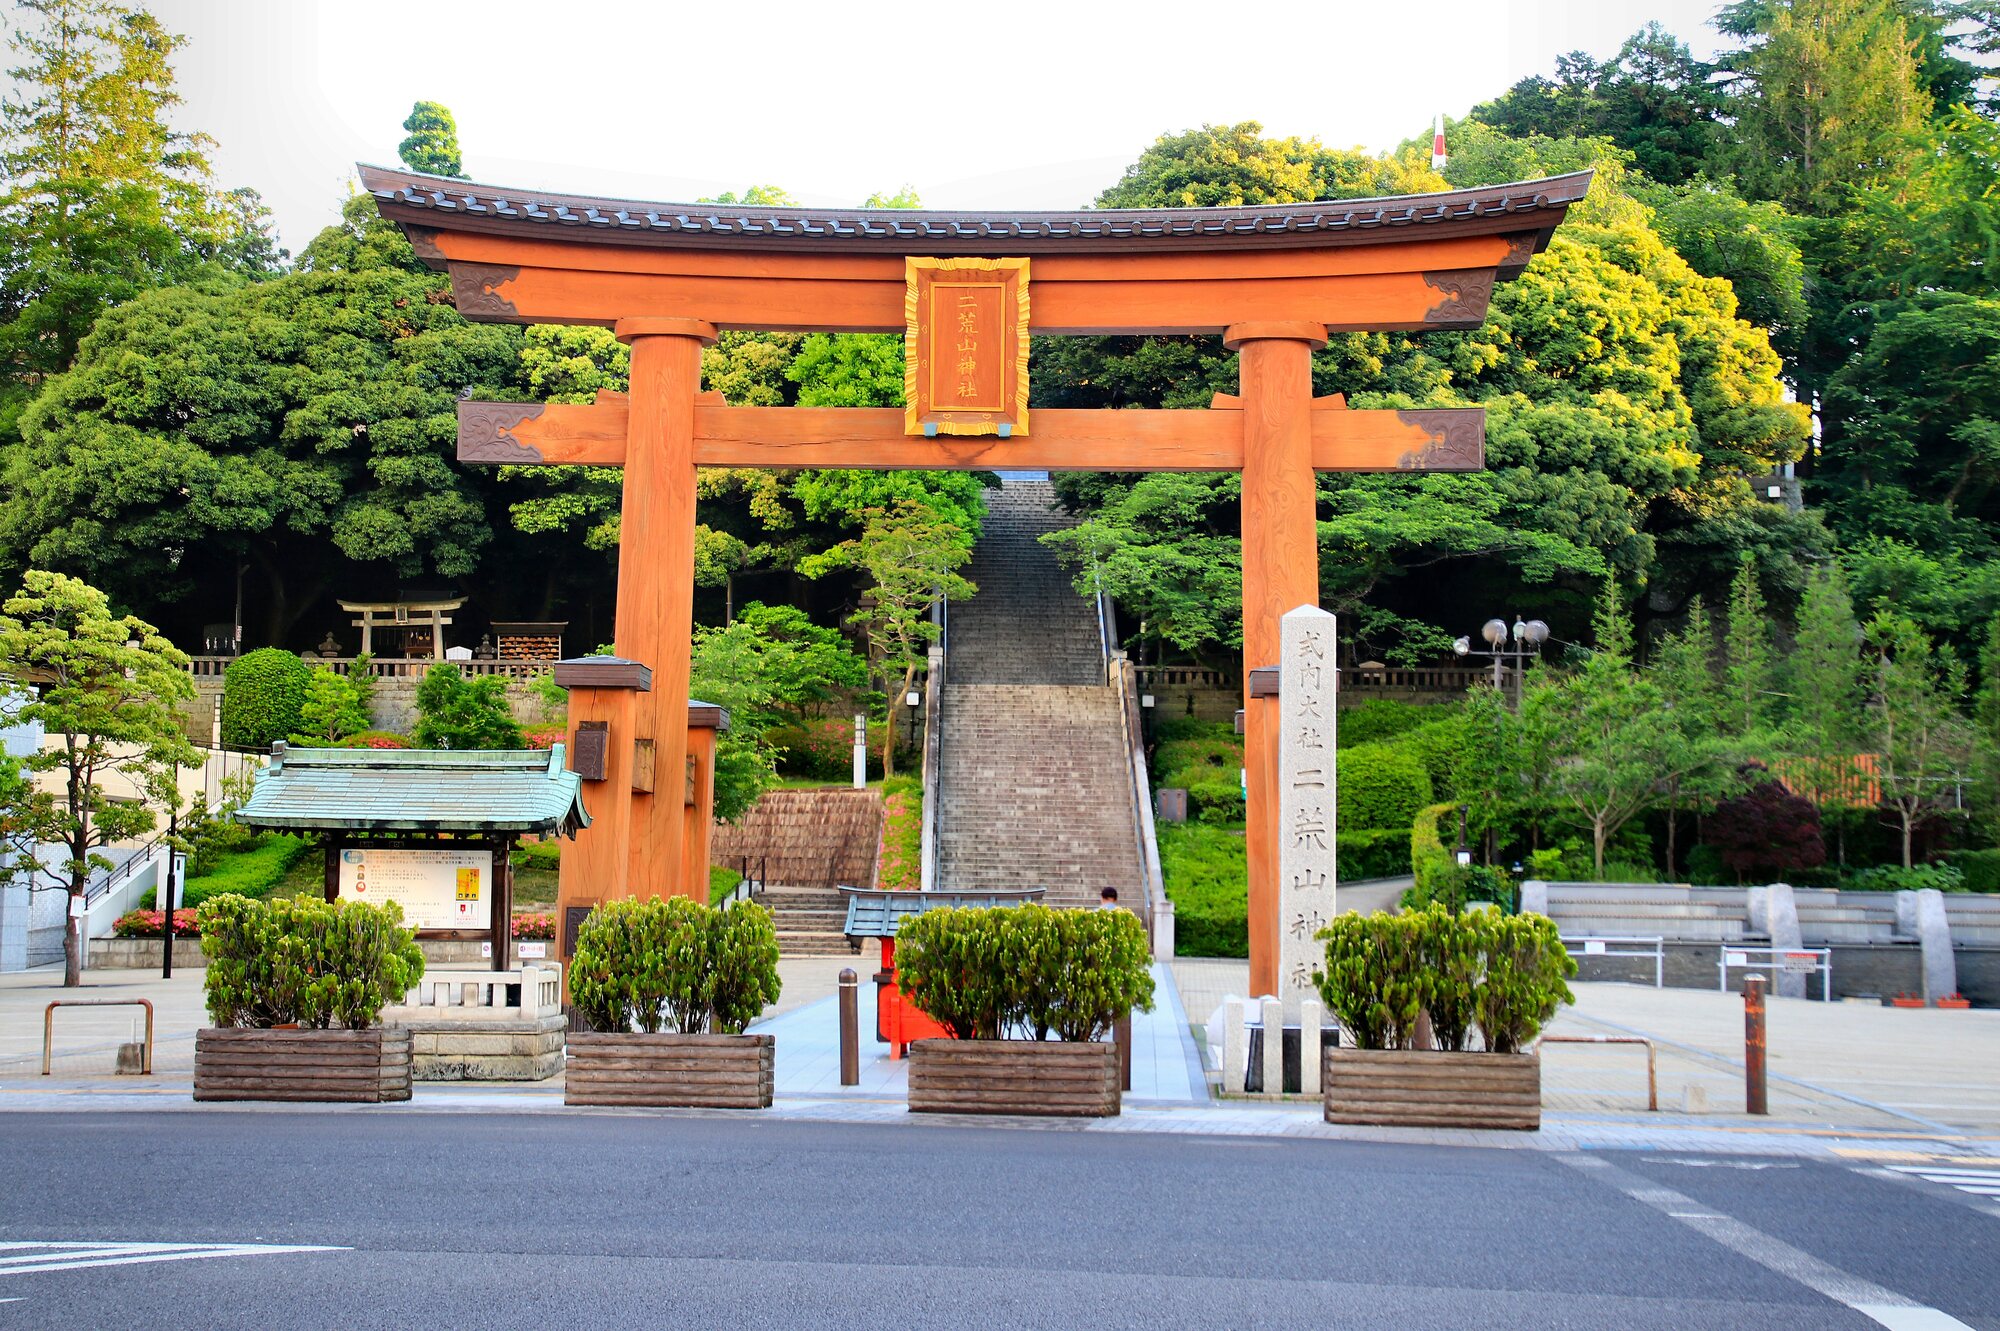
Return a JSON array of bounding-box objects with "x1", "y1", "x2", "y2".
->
[
  {"x1": 360, "y1": 165, "x2": 1590, "y2": 336},
  {"x1": 361, "y1": 165, "x2": 1589, "y2": 262}
]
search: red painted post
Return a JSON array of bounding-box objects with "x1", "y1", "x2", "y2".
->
[{"x1": 1743, "y1": 974, "x2": 1768, "y2": 1116}]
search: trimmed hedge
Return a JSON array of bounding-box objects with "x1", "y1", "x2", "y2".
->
[
  {"x1": 220, "y1": 648, "x2": 310, "y2": 749},
  {"x1": 1159, "y1": 824, "x2": 1249, "y2": 957},
  {"x1": 1337, "y1": 742, "x2": 1434, "y2": 830},
  {"x1": 1945, "y1": 849, "x2": 2000, "y2": 893},
  {"x1": 114, "y1": 908, "x2": 200, "y2": 938},
  {"x1": 197, "y1": 893, "x2": 425, "y2": 1030},
  {"x1": 1847, "y1": 862, "x2": 1967, "y2": 893},
  {"x1": 894, "y1": 903, "x2": 1154, "y2": 1041},
  {"x1": 336, "y1": 730, "x2": 412, "y2": 750},
  {"x1": 1335, "y1": 699, "x2": 1456, "y2": 749},
  {"x1": 143, "y1": 833, "x2": 311, "y2": 910},
  {"x1": 1315, "y1": 908, "x2": 1574, "y2": 1053},
  {"x1": 1400, "y1": 717, "x2": 1466, "y2": 802},
  {"x1": 767, "y1": 719, "x2": 890, "y2": 781},
  {"x1": 880, "y1": 774, "x2": 922, "y2": 890},
  {"x1": 568, "y1": 897, "x2": 781, "y2": 1035}
]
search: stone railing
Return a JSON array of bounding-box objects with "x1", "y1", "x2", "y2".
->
[
  {"x1": 397, "y1": 966, "x2": 563, "y2": 1021},
  {"x1": 187, "y1": 655, "x2": 552, "y2": 680}
]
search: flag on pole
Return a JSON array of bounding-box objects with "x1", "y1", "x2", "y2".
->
[{"x1": 1432, "y1": 114, "x2": 1447, "y2": 172}]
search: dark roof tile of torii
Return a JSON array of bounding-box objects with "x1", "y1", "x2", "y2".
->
[{"x1": 358, "y1": 164, "x2": 1592, "y2": 264}]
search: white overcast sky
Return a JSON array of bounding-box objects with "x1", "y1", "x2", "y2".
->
[{"x1": 121, "y1": 0, "x2": 1730, "y2": 255}]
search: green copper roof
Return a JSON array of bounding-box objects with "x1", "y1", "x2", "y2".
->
[{"x1": 236, "y1": 744, "x2": 590, "y2": 835}]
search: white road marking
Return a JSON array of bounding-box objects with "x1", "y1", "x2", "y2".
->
[
  {"x1": 1887, "y1": 1166, "x2": 2000, "y2": 1204},
  {"x1": 1560, "y1": 1155, "x2": 1978, "y2": 1331},
  {"x1": 0, "y1": 1241, "x2": 344, "y2": 1278}
]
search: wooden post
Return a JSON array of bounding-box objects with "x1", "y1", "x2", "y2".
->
[
  {"x1": 615, "y1": 318, "x2": 715, "y2": 901},
  {"x1": 554, "y1": 663, "x2": 647, "y2": 961},
  {"x1": 680, "y1": 718, "x2": 720, "y2": 902},
  {"x1": 492, "y1": 835, "x2": 512, "y2": 973},
  {"x1": 431, "y1": 607, "x2": 444, "y2": 660},
  {"x1": 1230, "y1": 321, "x2": 1325, "y2": 1000}
]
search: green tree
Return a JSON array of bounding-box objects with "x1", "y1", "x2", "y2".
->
[
  {"x1": 800, "y1": 500, "x2": 975, "y2": 778},
  {"x1": 1864, "y1": 613, "x2": 1974, "y2": 866},
  {"x1": 1721, "y1": 557, "x2": 1778, "y2": 738},
  {"x1": 1786, "y1": 562, "x2": 1867, "y2": 858},
  {"x1": 397, "y1": 101, "x2": 464, "y2": 177},
  {"x1": 289, "y1": 667, "x2": 369, "y2": 745},
  {"x1": 1718, "y1": 0, "x2": 1932, "y2": 214},
  {"x1": 0, "y1": 570, "x2": 195, "y2": 985},
  {"x1": 0, "y1": 227, "x2": 525, "y2": 641},
  {"x1": 1974, "y1": 611, "x2": 2000, "y2": 843},
  {"x1": 1650, "y1": 597, "x2": 1742, "y2": 878},
  {"x1": 413, "y1": 664, "x2": 522, "y2": 750},
  {"x1": 0, "y1": 0, "x2": 234, "y2": 438},
  {"x1": 1546, "y1": 587, "x2": 1684, "y2": 876}
]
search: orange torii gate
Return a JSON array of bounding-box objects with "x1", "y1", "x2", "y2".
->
[{"x1": 362, "y1": 165, "x2": 1587, "y2": 996}]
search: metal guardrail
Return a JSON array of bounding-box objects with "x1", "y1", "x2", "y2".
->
[
  {"x1": 1560, "y1": 934, "x2": 1665, "y2": 989},
  {"x1": 1538, "y1": 1034, "x2": 1657, "y2": 1111},
  {"x1": 1721, "y1": 946, "x2": 1833, "y2": 1001},
  {"x1": 43, "y1": 998, "x2": 153, "y2": 1075}
]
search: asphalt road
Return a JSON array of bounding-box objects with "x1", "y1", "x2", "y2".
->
[{"x1": 0, "y1": 1112, "x2": 1994, "y2": 1329}]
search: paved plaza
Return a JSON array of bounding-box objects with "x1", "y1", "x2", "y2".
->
[{"x1": 7, "y1": 960, "x2": 1999, "y2": 1169}]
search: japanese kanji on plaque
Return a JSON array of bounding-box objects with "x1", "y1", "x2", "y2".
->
[{"x1": 904, "y1": 256, "x2": 1029, "y2": 437}]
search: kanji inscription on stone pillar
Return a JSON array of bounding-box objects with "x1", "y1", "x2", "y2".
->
[{"x1": 1279, "y1": 604, "x2": 1338, "y2": 1018}]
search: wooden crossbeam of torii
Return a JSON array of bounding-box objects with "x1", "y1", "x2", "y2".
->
[
  {"x1": 365, "y1": 163, "x2": 1587, "y2": 997},
  {"x1": 457, "y1": 393, "x2": 1485, "y2": 473}
]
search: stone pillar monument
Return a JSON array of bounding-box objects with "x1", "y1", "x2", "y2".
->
[{"x1": 1278, "y1": 605, "x2": 1338, "y2": 1021}]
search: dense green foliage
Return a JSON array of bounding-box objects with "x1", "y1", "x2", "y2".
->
[
  {"x1": 142, "y1": 832, "x2": 308, "y2": 909},
  {"x1": 413, "y1": 664, "x2": 523, "y2": 750},
  {"x1": 1314, "y1": 908, "x2": 1575, "y2": 1053},
  {"x1": 568, "y1": 897, "x2": 782, "y2": 1035},
  {"x1": 894, "y1": 903, "x2": 1155, "y2": 1042},
  {"x1": 0, "y1": 568, "x2": 195, "y2": 984},
  {"x1": 197, "y1": 892, "x2": 424, "y2": 1030},
  {"x1": 220, "y1": 648, "x2": 309, "y2": 749}
]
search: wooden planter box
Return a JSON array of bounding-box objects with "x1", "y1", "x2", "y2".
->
[
  {"x1": 564, "y1": 1032, "x2": 774, "y2": 1109},
  {"x1": 1323, "y1": 1048, "x2": 1540, "y2": 1130},
  {"x1": 193, "y1": 1028, "x2": 412, "y2": 1103},
  {"x1": 909, "y1": 1039, "x2": 1120, "y2": 1117}
]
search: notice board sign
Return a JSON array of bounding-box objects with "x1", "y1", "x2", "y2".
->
[
  {"x1": 903, "y1": 257, "x2": 1029, "y2": 438},
  {"x1": 337, "y1": 847, "x2": 492, "y2": 932}
]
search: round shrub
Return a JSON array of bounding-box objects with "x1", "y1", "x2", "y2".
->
[
  {"x1": 568, "y1": 896, "x2": 781, "y2": 1034},
  {"x1": 895, "y1": 904, "x2": 1155, "y2": 1041},
  {"x1": 220, "y1": 648, "x2": 310, "y2": 749},
  {"x1": 1313, "y1": 907, "x2": 1574, "y2": 1054},
  {"x1": 197, "y1": 893, "x2": 424, "y2": 1030},
  {"x1": 1337, "y1": 742, "x2": 1434, "y2": 830}
]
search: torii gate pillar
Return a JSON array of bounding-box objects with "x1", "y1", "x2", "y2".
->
[
  {"x1": 613, "y1": 317, "x2": 714, "y2": 899},
  {"x1": 1230, "y1": 322, "x2": 1326, "y2": 1000}
]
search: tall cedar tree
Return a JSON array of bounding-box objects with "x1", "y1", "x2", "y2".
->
[
  {"x1": 1864, "y1": 614, "x2": 1973, "y2": 866},
  {"x1": 1786, "y1": 563, "x2": 1866, "y2": 860}
]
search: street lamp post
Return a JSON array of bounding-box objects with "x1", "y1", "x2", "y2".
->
[{"x1": 1453, "y1": 616, "x2": 1550, "y2": 710}]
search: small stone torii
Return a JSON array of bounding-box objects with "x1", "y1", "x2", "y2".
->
[{"x1": 362, "y1": 164, "x2": 1587, "y2": 998}]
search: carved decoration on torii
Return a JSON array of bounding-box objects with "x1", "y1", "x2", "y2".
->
[{"x1": 364, "y1": 164, "x2": 1589, "y2": 997}]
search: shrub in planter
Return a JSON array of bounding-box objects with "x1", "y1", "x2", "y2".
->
[
  {"x1": 192, "y1": 894, "x2": 425, "y2": 1103},
  {"x1": 895, "y1": 904, "x2": 1154, "y2": 1117},
  {"x1": 220, "y1": 648, "x2": 310, "y2": 749},
  {"x1": 564, "y1": 897, "x2": 783, "y2": 1108},
  {"x1": 1313, "y1": 908, "x2": 1574, "y2": 1129}
]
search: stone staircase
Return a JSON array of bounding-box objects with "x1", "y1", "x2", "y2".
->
[
  {"x1": 936, "y1": 477, "x2": 1148, "y2": 907},
  {"x1": 754, "y1": 885, "x2": 861, "y2": 957},
  {"x1": 1944, "y1": 895, "x2": 2000, "y2": 946},
  {"x1": 1794, "y1": 889, "x2": 1901, "y2": 945},
  {"x1": 1538, "y1": 884, "x2": 1752, "y2": 943}
]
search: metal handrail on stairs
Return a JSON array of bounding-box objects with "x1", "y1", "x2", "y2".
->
[{"x1": 918, "y1": 597, "x2": 947, "y2": 892}]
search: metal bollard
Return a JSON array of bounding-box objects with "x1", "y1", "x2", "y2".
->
[
  {"x1": 1743, "y1": 974, "x2": 1768, "y2": 1116},
  {"x1": 838, "y1": 968, "x2": 859, "y2": 1086}
]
